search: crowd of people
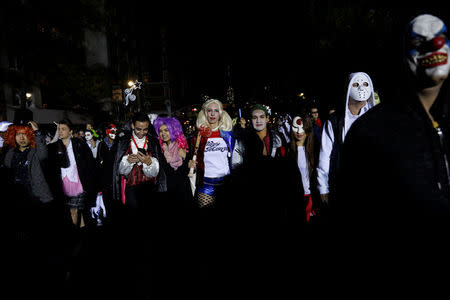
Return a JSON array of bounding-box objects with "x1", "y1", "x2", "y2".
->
[{"x1": 3, "y1": 13, "x2": 450, "y2": 299}]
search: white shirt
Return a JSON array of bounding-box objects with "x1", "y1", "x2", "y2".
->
[
  {"x1": 297, "y1": 146, "x2": 310, "y2": 195},
  {"x1": 316, "y1": 103, "x2": 369, "y2": 195},
  {"x1": 204, "y1": 137, "x2": 230, "y2": 178},
  {"x1": 86, "y1": 140, "x2": 100, "y2": 159},
  {"x1": 119, "y1": 132, "x2": 159, "y2": 178},
  {"x1": 60, "y1": 139, "x2": 79, "y2": 182}
]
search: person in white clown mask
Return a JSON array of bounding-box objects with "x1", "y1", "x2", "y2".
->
[
  {"x1": 84, "y1": 128, "x2": 100, "y2": 159},
  {"x1": 316, "y1": 72, "x2": 376, "y2": 207},
  {"x1": 95, "y1": 123, "x2": 118, "y2": 224},
  {"x1": 334, "y1": 14, "x2": 450, "y2": 279}
]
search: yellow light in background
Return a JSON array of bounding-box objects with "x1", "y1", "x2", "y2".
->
[
  {"x1": 26, "y1": 93, "x2": 32, "y2": 99},
  {"x1": 128, "y1": 81, "x2": 135, "y2": 87}
]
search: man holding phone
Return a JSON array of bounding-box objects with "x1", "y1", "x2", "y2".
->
[
  {"x1": 113, "y1": 112, "x2": 166, "y2": 210},
  {"x1": 111, "y1": 112, "x2": 167, "y2": 293}
]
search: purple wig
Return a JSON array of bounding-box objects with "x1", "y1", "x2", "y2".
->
[{"x1": 153, "y1": 117, "x2": 188, "y2": 149}]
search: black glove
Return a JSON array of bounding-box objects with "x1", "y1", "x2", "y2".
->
[{"x1": 55, "y1": 139, "x2": 70, "y2": 168}]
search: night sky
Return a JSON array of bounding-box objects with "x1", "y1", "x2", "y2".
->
[
  {"x1": 147, "y1": 2, "x2": 450, "y2": 111},
  {"x1": 4, "y1": 1, "x2": 450, "y2": 114}
]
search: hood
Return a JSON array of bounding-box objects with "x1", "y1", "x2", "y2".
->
[{"x1": 344, "y1": 72, "x2": 376, "y2": 124}]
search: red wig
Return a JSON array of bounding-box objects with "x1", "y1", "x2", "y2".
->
[{"x1": 3, "y1": 125, "x2": 36, "y2": 148}]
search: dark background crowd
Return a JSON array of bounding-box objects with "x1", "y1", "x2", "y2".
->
[{"x1": 2, "y1": 3, "x2": 450, "y2": 300}]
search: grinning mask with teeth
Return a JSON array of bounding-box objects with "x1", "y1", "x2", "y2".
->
[{"x1": 407, "y1": 14, "x2": 450, "y2": 81}]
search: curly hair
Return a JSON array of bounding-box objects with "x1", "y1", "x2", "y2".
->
[
  {"x1": 4, "y1": 125, "x2": 36, "y2": 148},
  {"x1": 196, "y1": 98, "x2": 232, "y2": 131},
  {"x1": 153, "y1": 116, "x2": 188, "y2": 149}
]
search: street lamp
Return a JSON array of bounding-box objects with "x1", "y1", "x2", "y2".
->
[{"x1": 124, "y1": 79, "x2": 142, "y2": 106}]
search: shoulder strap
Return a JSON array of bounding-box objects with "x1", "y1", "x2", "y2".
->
[{"x1": 328, "y1": 113, "x2": 344, "y2": 147}]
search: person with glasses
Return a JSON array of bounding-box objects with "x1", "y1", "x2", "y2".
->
[
  {"x1": 310, "y1": 106, "x2": 321, "y2": 128},
  {"x1": 309, "y1": 105, "x2": 323, "y2": 143}
]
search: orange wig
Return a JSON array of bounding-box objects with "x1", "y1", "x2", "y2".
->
[{"x1": 3, "y1": 125, "x2": 36, "y2": 148}]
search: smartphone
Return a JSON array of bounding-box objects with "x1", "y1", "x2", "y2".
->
[{"x1": 137, "y1": 148, "x2": 146, "y2": 154}]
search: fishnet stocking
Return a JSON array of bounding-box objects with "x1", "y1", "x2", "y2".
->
[{"x1": 197, "y1": 192, "x2": 215, "y2": 208}]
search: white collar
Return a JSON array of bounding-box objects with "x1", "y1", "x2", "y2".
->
[{"x1": 132, "y1": 131, "x2": 146, "y2": 142}]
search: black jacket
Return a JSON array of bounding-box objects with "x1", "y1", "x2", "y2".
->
[
  {"x1": 47, "y1": 138, "x2": 97, "y2": 207},
  {"x1": 242, "y1": 128, "x2": 283, "y2": 163},
  {"x1": 112, "y1": 132, "x2": 167, "y2": 202},
  {"x1": 336, "y1": 81, "x2": 450, "y2": 236},
  {"x1": 4, "y1": 134, "x2": 53, "y2": 204},
  {"x1": 96, "y1": 139, "x2": 115, "y2": 192}
]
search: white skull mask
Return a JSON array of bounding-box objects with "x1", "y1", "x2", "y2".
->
[
  {"x1": 407, "y1": 14, "x2": 450, "y2": 80},
  {"x1": 108, "y1": 133, "x2": 116, "y2": 140},
  {"x1": 291, "y1": 116, "x2": 305, "y2": 134},
  {"x1": 349, "y1": 74, "x2": 372, "y2": 101},
  {"x1": 85, "y1": 131, "x2": 92, "y2": 141}
]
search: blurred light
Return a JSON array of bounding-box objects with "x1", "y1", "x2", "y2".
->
[
  {"x1": 128, "y1": 81, "x2": 135, "y2": 87},
  {"x1": 26, "y1": 93, "x2": 32, "y2": 99}
]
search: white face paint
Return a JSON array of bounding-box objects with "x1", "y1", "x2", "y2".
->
[
  {"x1": 251, "y1": 109, "x2": 268, "y2": 132},
  {"x1": 85, "y1": 131, "x2": 92, "y2": 141},
  {"x1": 407, "y1": 14, "x2": 450, "y2": 81},
  {"x1": 108, "y1": 133, "x2": 116, "y2": 140},
  {"x1": 349, "y1": 74, "x2": 372, "y2": 101},
  {"x1": 291, "y1": 116, "x2": 305, "y2": 134}
]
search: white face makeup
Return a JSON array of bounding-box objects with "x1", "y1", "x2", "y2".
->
[
  {"x1": 106, "y1": 126, "x2": 117, "y2": 140},
  {"x1": 349, "y1": 74, "x2": 372, "y2": 101},
  {"x1": 85, "y1": 131, "x2": 93, "y2": 141},
  {"x1": 407, "y1": 14, "x2": 450, "y2": 81},
  {"x1": 291, "y1": 116, "x2": 305, "y2": 134},
  {"x1": 251, "y1": 109, "x2": 268, "y2": 132}
]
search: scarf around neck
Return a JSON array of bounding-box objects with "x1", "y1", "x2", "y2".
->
[{"x1": 162, "y1": 141, "x2": 183, "y2": 170}]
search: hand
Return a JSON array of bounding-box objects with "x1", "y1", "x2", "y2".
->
[
  {"x1": 137, "y1": 151, "x2": 152, "y2": 165},
  {"x1": 239, "y1": 117, "x2": 246, "y2": 128},
  {"x1": 320, "y1": 193, "x2": 329, "y2": 205},
  {"x1": 96, "y1": 193, "x2": 106, "y2": 218},
  {"x1": 90, "y1": 206, "x2": 99, "y2": 219},
  {"x1": 178, "y1": 148, "x2": 186, "y2": 159},
  {"x1": 188, "y1": 160, "x2": 197, "y2": 169},
  {"x1": 127, "y1": 154, "x2": 140, "y2": 163},
  {"x1": 28, "y1": 121, "x2": 38, "y2": 131},
  {"x1": 90, "y1": 193, "x2": 107, "y2": 219}
]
